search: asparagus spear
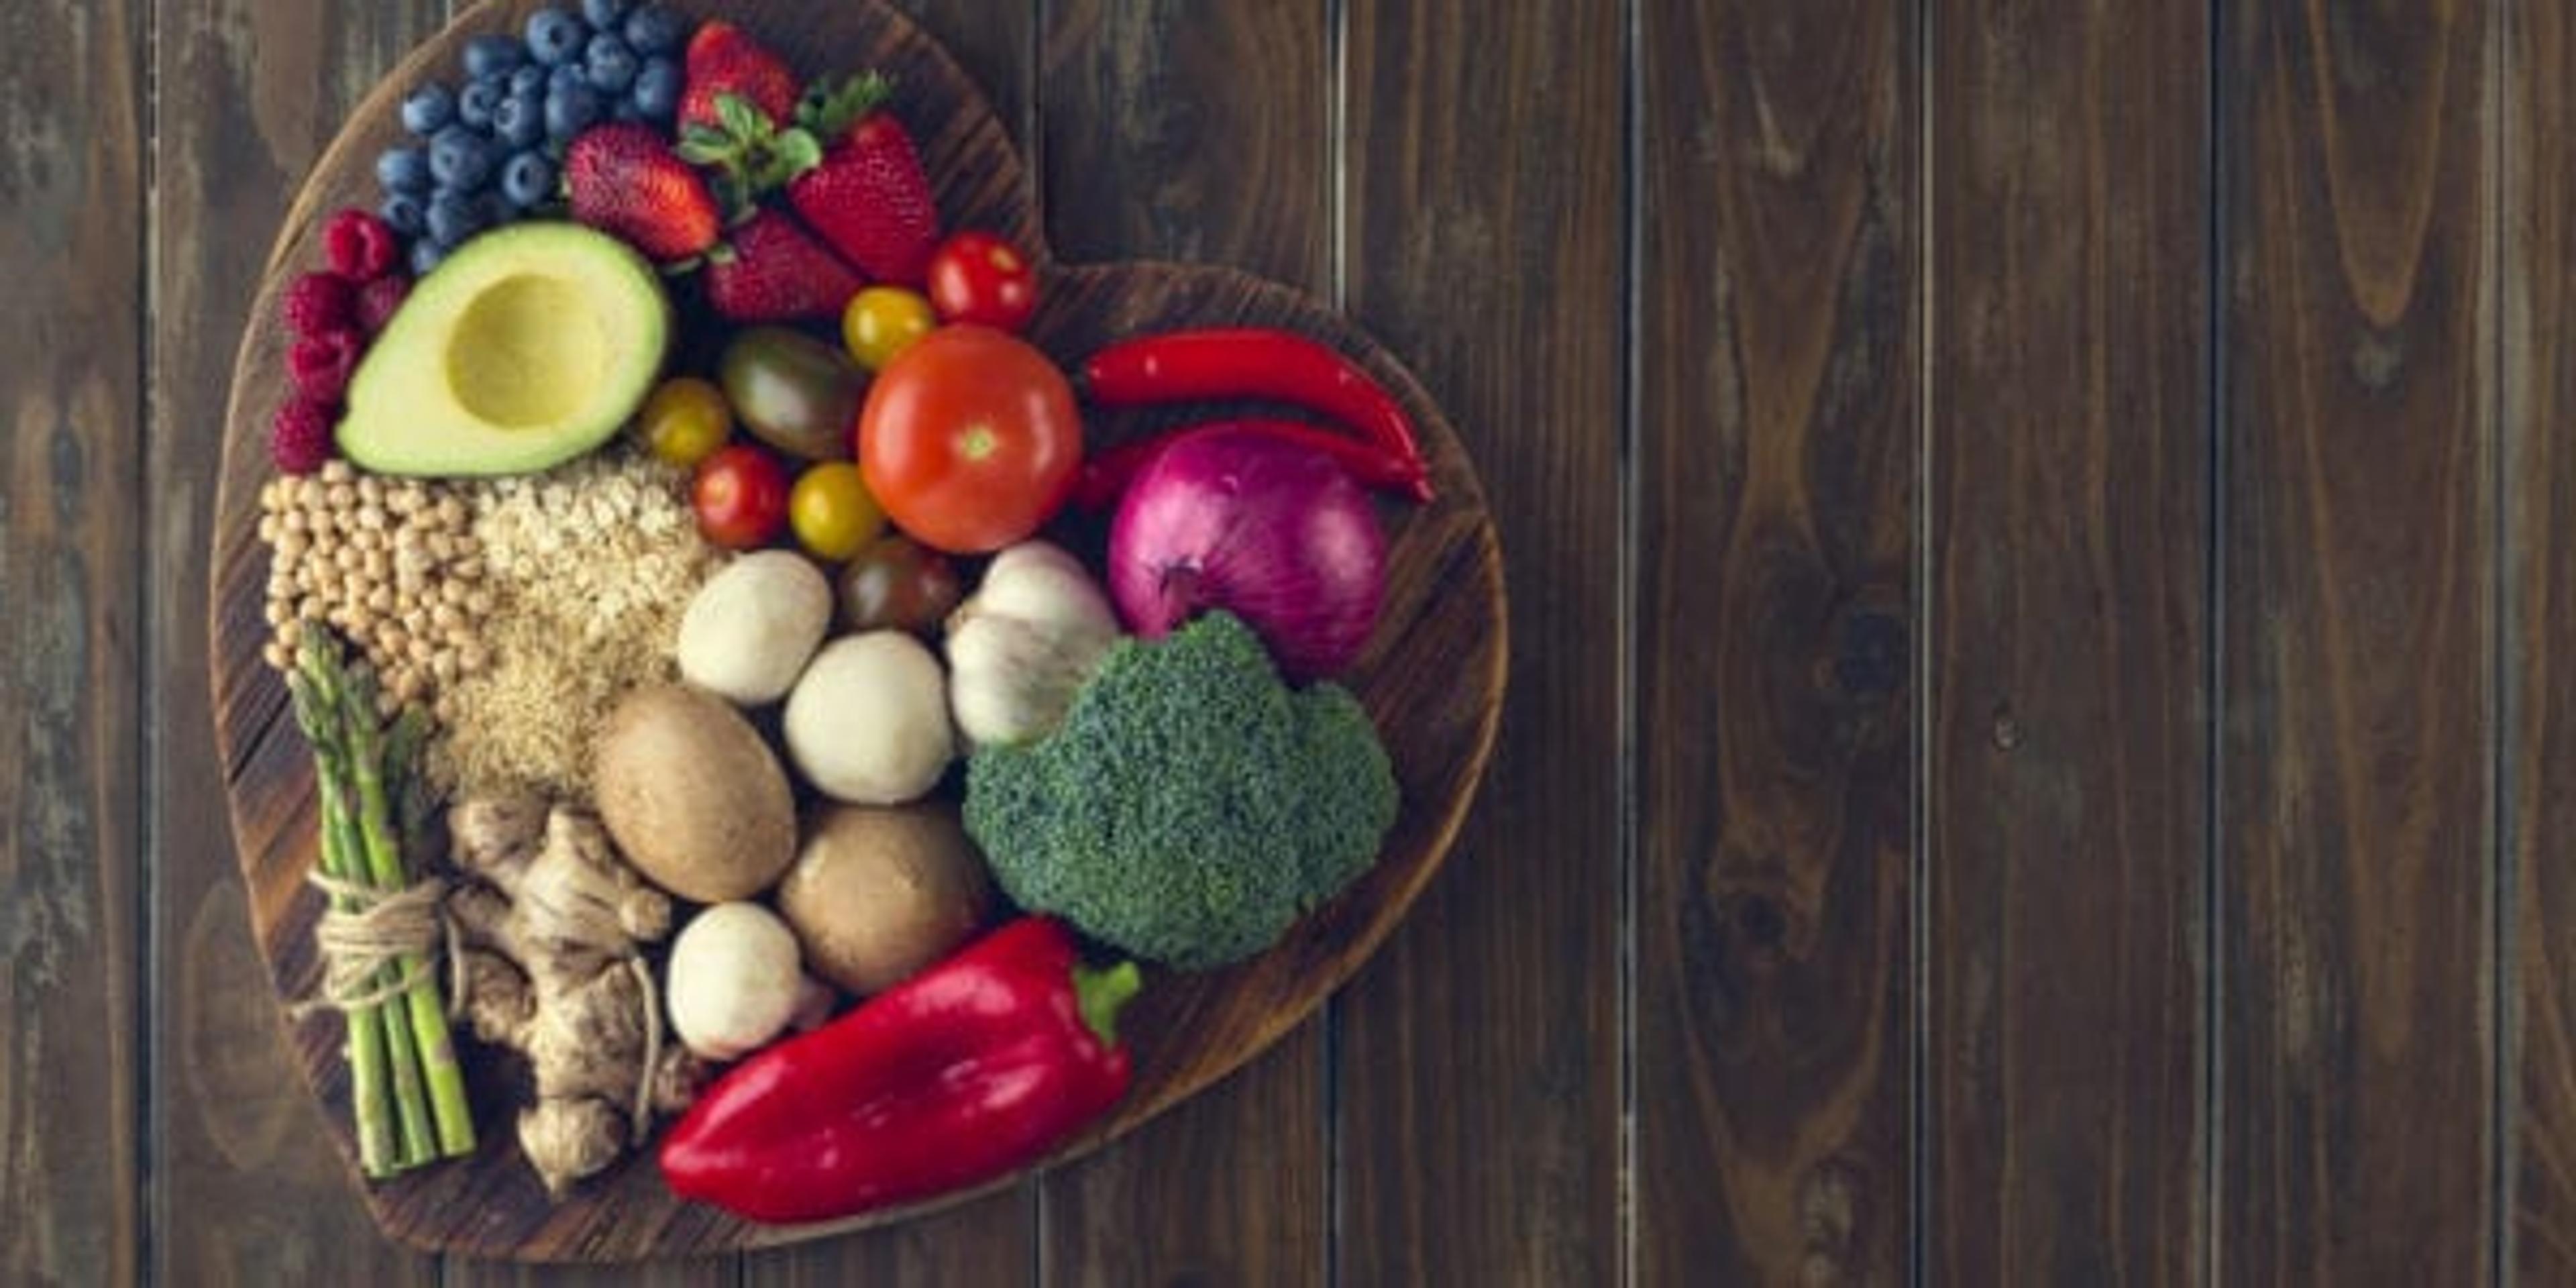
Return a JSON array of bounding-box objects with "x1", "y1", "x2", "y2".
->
[
  {"x1": 329, "y1": 652, "x2": 478, "y2": 1158},
  {"x1": 286, "y1": 664, "x2": 399, "y2": 1178}
]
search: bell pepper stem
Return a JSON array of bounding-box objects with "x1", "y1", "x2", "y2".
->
[{"x1": 1072, "y1": 961, "x2": 1142, "y2": 1048}]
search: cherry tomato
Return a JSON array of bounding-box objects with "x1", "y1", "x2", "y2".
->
[
  {"x1": 835, "y1": 534, "x2": 963, "y2": 633},
  {"x1": 720, "y1": 327, "x2": 865, "y2": 462},
  {"x1": 635, "y1": 376, "x2": 733, "y2": 467},
  {"x1": 857, "y1": 325, "x2": 1081, "y2": 554},
  {"x1": 924, "y1": 231, "x2": 1038, "y2": 333},
  {"x1": 788, "y1": 462, "x2": 885, "y2": 561},
  {"x1": 692, "y1": 444, "x2": 791, "y2": 549},
  {"x1": 842, "y1": 286, "x2": 938, "y2": 371}
]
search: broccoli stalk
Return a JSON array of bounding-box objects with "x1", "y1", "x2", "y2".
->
[{"x1": 963, "y1": 612, "x2": 1399, "y2": 970}]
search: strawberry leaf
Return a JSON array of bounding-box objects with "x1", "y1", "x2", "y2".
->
[
  {"x1": 717, "y1": 92, "x2": 771, "y2": 143},
  {"x1": 775, "y1": 129, "x2": 824, "y2": 176},
  {"x1": 675, "y1": 130, "x2": 737, "y2": 167},
  {"x1": 795, "y1": 71, "x2": 895, "y2": 140}
]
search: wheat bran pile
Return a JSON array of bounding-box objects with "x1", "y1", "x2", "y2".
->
[{"x1": 430, "y1": 447, "x2": 728, "y2": 799}]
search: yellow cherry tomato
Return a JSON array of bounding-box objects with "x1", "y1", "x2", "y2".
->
[
  {"x1": 636, "y1": 377, "x2": 734, "y2": 467},
  {"x1": 788, "y1": 461, "x2": 885, "y2": 561},
  {"x1": 842, "y1": 286, "x2": 938, "y2": 372}
]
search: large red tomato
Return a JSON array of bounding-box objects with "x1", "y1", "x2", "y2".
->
[{"x1": 856, "y1": 325, "x2": 1081, "y2": 554}]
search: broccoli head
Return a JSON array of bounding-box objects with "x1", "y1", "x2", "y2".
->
[{"x1": 962, "y1": 610, "x2": 1399, "y2": 970}]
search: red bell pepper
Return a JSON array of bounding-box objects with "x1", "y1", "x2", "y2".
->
[
  {"x1": 1073, "y1": 417, "x2": 1434, "y2": 511},
  {"x1": 659, "y1": 916, "x2": 1140, "y2": 1224},
  {"x1": 1078, "y1": 327, "x2": 1430, "y2": 476}
]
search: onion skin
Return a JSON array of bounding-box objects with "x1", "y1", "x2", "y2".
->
[{"x1": 1106, "y1": 428, "x2": 1387, "y2": 680}]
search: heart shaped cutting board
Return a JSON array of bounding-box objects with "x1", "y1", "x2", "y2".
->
[{"x1": 211, "y1": 0, "x2": 1505, "y2": 1260}]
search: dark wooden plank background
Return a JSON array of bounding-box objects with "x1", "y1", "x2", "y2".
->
[{"x1": 13, "y1": 0, "x2": 2576, "y2": 1282}]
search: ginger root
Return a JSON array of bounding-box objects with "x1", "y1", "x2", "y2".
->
[{"x1": 447, "y1": 794, "x2": 705, "y2": 1197}]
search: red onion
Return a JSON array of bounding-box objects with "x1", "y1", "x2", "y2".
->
[{"x1": 1106, "y1": 427, "x2": 1387, "y2": 680}]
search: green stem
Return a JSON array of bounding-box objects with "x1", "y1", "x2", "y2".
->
[
  {"x1": 341, "y1": 661, "x2": 477, "y2": 1159},
  {"x1": 1073, "y1": 961, "x2": 1144, "y2": 1049},
  {"x1": 291, "y1": 669, "x2": 397, "y2": 1179}
]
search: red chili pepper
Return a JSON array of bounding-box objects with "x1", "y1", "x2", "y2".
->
[
  {"x1": 1073, "y1": 418, "x2": 1434, "y2": 511},
  {"x1": 1079, "y1": 328, "x2": 1428, "y2": 474},
  {"x1": 659, "y1": 917, "x2": 1140, "y2": 1224}
]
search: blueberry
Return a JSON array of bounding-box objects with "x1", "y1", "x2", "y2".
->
[
  {"x1": 500, "y1": 151, "x2": 558, "y2": 209},
  {"x1": 463, "y1": 33, "x2": 525, "y2": 80},
  {"x1": 428, "y1": 125, "x2": 498, "y2": 191},
  {"x1": 510, "y1": 63, "x2": 549, "y2": 98},
  {"x1": 544, "y1": 82, "x2": 606, "y2": 140},
  {"x1": 631, "y1": 55, "x2": 681, "y2": 121},
  {"x1": 584, "y1": 33, "x2": 638, "y2": 93},
  {"x1": 379, "y1": 192, "x2": 428, "y2": 238},
  {"x1": 409, "y1": 237, "x2": 448, "y2": 277},
  {"x1": 427, "y1": 190, "x2": 489, "y2": 247},
  {"x1": 625, "y1": 4, "x2": 688, "y2": 56},
  {"x1": 610, "y1": 97, "x2": 647, "y2": 123},
  {"x1": 582, "y1": 0, "x2": 632, "y2": 30},
  {"x1": 493, "y1": 89, "x2": 545, "y2": 150},
  {"x1": 524, "y1": 7, "x2": 589, "y2": 66},
  {"x1": 400, "y1": 83, "x2": 455, "y2": 136},
  {"x1": 376, "y1": 145, "x2": 431, "y2": 193},
  {"x1": 458, "y1": 76, "x2": 504, "y2": 130}
]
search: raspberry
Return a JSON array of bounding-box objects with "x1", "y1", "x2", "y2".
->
[
  {"x1": 280, "y1": 271, "x2": 356, "y2": 337},
  {"x1": 354, "y1": 274, "x2": 410, "y2": 336},
  {"x1": 269, "y1": 398, "x2": 337, "y2": 475},
  {"x1": 288, "y1": 328, "x2": 364, "y2": 404},
  {"x1": 322, "y1": 208, "x2": 401, "y2": 282}
]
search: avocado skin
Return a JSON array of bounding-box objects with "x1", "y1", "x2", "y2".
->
[{"x1": 337, "y1": 222, "x2": 672, "y2": 478}]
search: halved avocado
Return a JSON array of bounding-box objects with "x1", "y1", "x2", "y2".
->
[{"x1": 337, "y1": 222, "x2": 672, "y2": 476}]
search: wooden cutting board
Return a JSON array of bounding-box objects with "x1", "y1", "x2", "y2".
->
[{"x1": 209, "y1": 0, "x2": 1505, "y2": 1261}]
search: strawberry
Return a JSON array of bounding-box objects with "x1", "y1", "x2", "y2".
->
[
  {"x1": 270, "y1": 397, "x2": 337, "y2": 475},
  {"x1": 280, "y1": 271, "x2": 356, "y2": 337},
  {"x1": 288, "y1": 328, "x2": 365, "y2": 404},
  {"x1": 566, "y1": 123, "x2": 723, "y2": 263},
  {"x1": 354, "y1": 274, "x2": 410, "y2": 336},
  {"x1": 786, "y1": 74, "x2": 938, "y2": 285},
  {"x1": 703, "y1": 209, "x2": 863, "y2": 323},
  {"x1": 679, "y1": 20, "x2": 798, "y2": 133}
]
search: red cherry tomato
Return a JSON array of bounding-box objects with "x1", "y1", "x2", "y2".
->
[
  {"x1": 692, "y1": 443, "x2": 792, "y2": 549},
  {"x1": 857, "y1": 325, "x2": 1080, "y2": 554},
  {"x1": 925, "y1": 231, "x2": 1039, "y2": 333}
]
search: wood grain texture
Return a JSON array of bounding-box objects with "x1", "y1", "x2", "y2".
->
[
  {"x1": 2507, "y1": 0, "x2": 2576, "y2": 1279},
  {"x1": 0, "y1": 0, "x2": 146, "y2": 1284},
  {"x1": 1632, "y1": 0, "x2": 1915, "y2": 1283},
  {"x1": 2220, "y1": 0, "x2": 2498, "y2": 1282},
  {"x1": 742, "y1": 1, "x2": 1046, "y2": 1283},
  {"x1": 1334, "y1": 1, "x2": 1621, "y2": 1284},
  {"x1": 1033, "y1": 4, "x2": 1332, "y2": 1285},
  {"x1": 208, "y1": 0, "x2": 1503, "y2": 1262},
  {"x1": 147, "y1": 2, "x2": 449, "y2": 1284},
  {"x1": 1924, "y1": 3, "x2": 2209, "y2": 1284}
]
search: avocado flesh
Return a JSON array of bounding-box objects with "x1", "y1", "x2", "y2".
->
[{"x1": 337, "y1": 222, "x2": 672, "y2": 477}]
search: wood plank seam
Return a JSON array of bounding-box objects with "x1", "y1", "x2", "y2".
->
[
  {"x1": 1616, "y1": 0, "x2": 1641, "y2": 1281},
  {"x1": 2489, "y1": 0, "x2": 2514, "y2": 1283},
  {"x1": 2202, "y1": 3, "x2": 2227, "y2": 1285},
  {"x1": 1911, "y1": 0, "x2": 1935, "y2": 1284},
  {"x1": 138, "y1": 0, "x2": 164, "y2": 1281}
]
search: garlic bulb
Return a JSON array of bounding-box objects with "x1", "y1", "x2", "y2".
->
[{"x1": 945, "y1": 541, "x2": 1122, "y2": 747}]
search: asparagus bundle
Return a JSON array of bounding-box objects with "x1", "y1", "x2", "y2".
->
[{"x1": 288, "y1": 633, "x2": 476, "y2": 1177}]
